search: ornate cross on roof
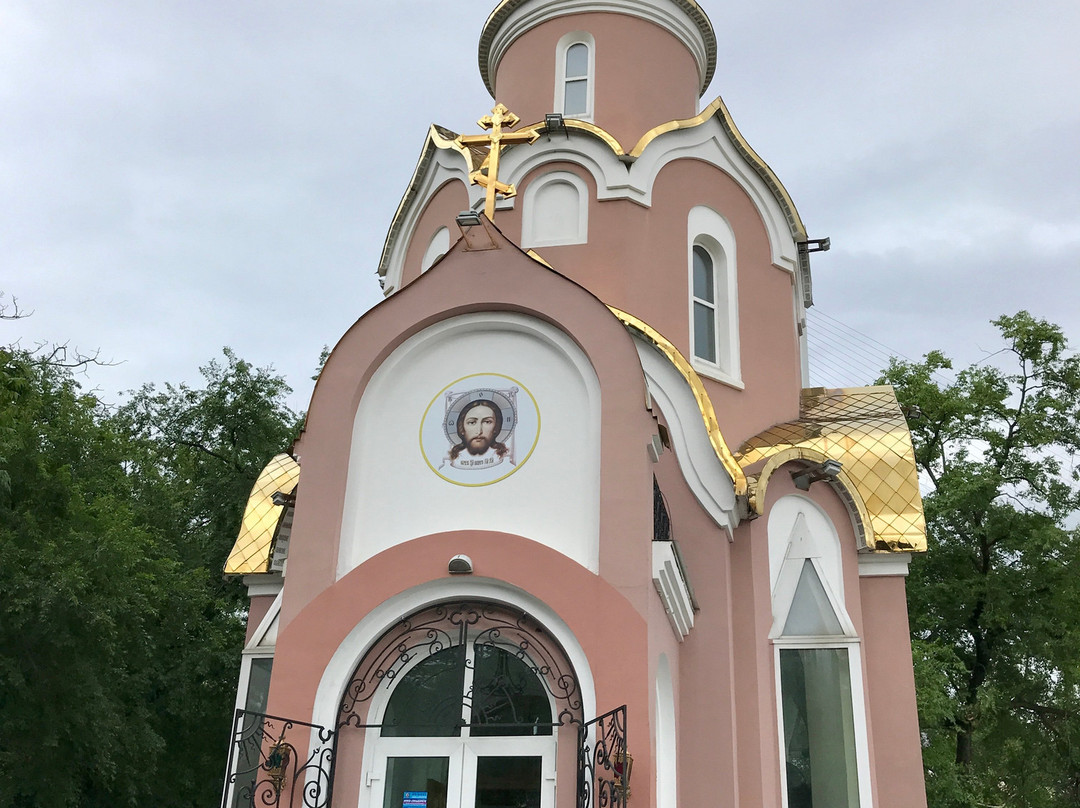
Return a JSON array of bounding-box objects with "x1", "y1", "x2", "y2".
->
[{"x1": 459, "y1": 103, "x2": 540, "y2": 220}]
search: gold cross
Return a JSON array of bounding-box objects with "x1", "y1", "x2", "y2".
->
[{"x1": 459, "y1": 103, "x2": 540, "y2": 220}]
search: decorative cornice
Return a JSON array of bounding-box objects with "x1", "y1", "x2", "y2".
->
[
  {"x1": 378, "y1": 103, "x2": 807, "y2": 290},
  {"x1": 608, "y1": 305, "x2": 747, "y2": 497},
  {"x1": 479, "y1": 0, "x2": 717, "y2": 97}
]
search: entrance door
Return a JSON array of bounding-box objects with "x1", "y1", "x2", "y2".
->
[
  {"x1": 372, "y1": 737, "x2": 555, "y2": 808},
  {"x1": 362, "y1": 641, "x2": 558, "y2": 808}
]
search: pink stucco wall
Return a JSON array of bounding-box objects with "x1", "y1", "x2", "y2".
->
[{"x1": 492, "y1": 12, "x2": 701, "y2": 149}]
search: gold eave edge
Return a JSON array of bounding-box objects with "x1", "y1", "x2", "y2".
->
[
  {"x1": 608, "y1": 305, "x2": 747, "y2": 497},
  {"x1": 629, "y1": 96, "x2": 807, "y2": 241},
  {"x1": 478, "y1": 0, "x2": 717, "y2": 97},
  {"x1": 377, "y1": 101, "x2": 807, "y2": 283}
]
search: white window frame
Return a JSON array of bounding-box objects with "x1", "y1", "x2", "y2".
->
[
  {"x1": 554, "y1": 32, "x2": 595, "y2": 121},
  {"x1": 231, "y1": 588, "x2": 281, "y2": 714},
  {"x1": 688, "y1": 206, "x2": 741, "y2": 388},
  {"x1": 224, "y1": 590, "x2": 281, "y2": 808},
  {"x1": 768, "y1": 496, "x2": 873, "y2": 808},
  {"x1": 521, "y1": 170, "x2": 589, "y2": 248}
]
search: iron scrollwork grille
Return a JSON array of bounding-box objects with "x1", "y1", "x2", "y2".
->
[
  {"x1": 222, "y1": 709, "x2": 335, "y2": 808},
  {"x1": 337, "y1": 600, "x2": 584, "y2": 731},
  {"x1": 578, "y1": 705, "x2": 629, "y2": 808},
  {"x1": 654, "y1": 477, "x2": 672, "y2": 543}
]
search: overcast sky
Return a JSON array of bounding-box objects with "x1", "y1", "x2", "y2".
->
[{"x1": 4, "y1": 0, "x2": 1078, "y2": 411}]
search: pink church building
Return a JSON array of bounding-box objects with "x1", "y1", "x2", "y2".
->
[{"x1": 222, "y1": 2, "x2": 929, "y2": 807}]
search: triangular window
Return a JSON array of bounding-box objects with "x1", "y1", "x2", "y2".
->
[{"x1": 783, "y1": 560, "x2": 843, "y2": 637}]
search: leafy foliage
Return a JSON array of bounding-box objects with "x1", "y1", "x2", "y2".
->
[
  {"x1": 0, "y1": 347, "x2": 299, "y2": 807},
  {"x1": 883, "y1": 312, "x2": 1080, "y2": 807}
]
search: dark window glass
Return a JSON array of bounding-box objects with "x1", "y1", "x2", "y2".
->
[
  {"x1": 382, "y1": 646, "x2": 467, "y2": 737},
  {"x1": 383, "y1": 757, "x2": 450, "y2": 808},
  {"x1": 470, "y1": 646, "x2": 553, "y2": 736},
  {"x1": 694, "y1": 302, "x2": 716, "y2": 363},
  {"x1": 780, "y1": 648, "x2": 859, "y2": 808},
  {"x1": 475, "y1": 756, "x2": 542, "y2": 808},
  {"x1": 693, "y1": 245, "x2": 714, "y2": 301}
]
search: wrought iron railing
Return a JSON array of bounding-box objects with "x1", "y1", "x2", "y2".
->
[
  {"x1": 654, "y1": 477, "x2": 672, "y2": 542},
  {"x1": 578, "y1": 705, "x2": 629, "y2": 808},
  {"x1": 221, "y1": 710, "x2": 335, "y2": 808}
]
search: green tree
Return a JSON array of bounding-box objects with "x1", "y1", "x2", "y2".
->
[
  {"x1": 0, "y1": 349, "x2": 172, "y2": 806},
  {"x1": 0, "y1": 346, "x2": 300, "y2": 807},
  {"x1": 117, "y1": 347, "x2": 301, "y2": 582},
  {"x1": 883, "y1": 312, "x2": 1080, "y2": 807}
]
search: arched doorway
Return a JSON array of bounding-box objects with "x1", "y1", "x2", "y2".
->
[{"x1": 337, "y1": 602, "x2": 584, "y2": 808}]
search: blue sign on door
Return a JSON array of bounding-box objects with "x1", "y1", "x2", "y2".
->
[{"x1": 403, "y1": 792, "x2": 428, "y2": 808}]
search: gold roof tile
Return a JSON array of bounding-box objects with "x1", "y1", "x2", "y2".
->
[
  {"x1": 224, "y1": 453, "x2": 300, "y2": 575},
  {"x1": 735, "y1": 386, "x2": 926, "y2": 553}
]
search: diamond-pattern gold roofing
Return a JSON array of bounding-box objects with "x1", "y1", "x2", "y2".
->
[
  {"x1": 224, "y1": 453, "x2": 300, "y2": 575},
  {"x1": 736, "y1": 386, "x2": 926, "y2": 553}
]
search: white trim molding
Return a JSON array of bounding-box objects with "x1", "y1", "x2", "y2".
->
[
  {"x1": 652, "y1": 541, "x2": 695, "y2": 640},
  {"x1": 421, "y1": 226, "x2": 451, "y2": 273},
  {"x1": 310, "y1": 577, "x2": 598, "y2": 734},
  {"x1": 633, "y1": 333, "x2": 739, "y2": 535},
  {"x1": 858, "y1": 552, "x2": 912, "y2": 577}
]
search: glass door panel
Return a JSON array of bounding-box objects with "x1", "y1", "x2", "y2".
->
[
  {"x1": 383, "y1": 757, "x2": 450, "y2": 808},
  {"x1": 474, "y1": 757, "x2": 541, "y2": 808}
]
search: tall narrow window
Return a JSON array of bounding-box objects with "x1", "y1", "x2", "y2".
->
[
  {"x1": 555, "y1": 33, "x2": 594, "y2": 120},
  {"x1": 688, "y1": 207, "x2": 740, "y2": 385},
  {"x1": 768, "y1": 498, "x2": 870, "y2": 808},
  {"x1": 692, "y1": 245, "x2": 717, "y2": 363},
  {"x1": 564, "y1": 44, "x2": 588, "y2": 115}
]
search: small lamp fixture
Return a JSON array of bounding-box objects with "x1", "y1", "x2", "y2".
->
[
  {"x1": 614, "y1": 750, "x2": 633, "y2": 800},
  {"x1": 799, "y1": 237, "x2": 831, "y2": 253},
  {"x1": 271, "y1": 490, "x2": 295, "y2": 507},
  {"x1": 448, "y1": 554, "x2": 473, "y2": 575},
  {"x1": 791, "y1": 459, "x2": 842, "y2": 491},
  {"x1": 455, "y1": 210, "x2": 482, "y2": 228},
  {"x1": 545, "y1": 112, "x2": 566, "y2": 135}
]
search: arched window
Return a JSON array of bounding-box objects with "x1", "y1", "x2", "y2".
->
[
  {"x1": 522, "y1": 171, "x2": 588, "y2": 247},
  {"x1": 555, "y1": 32, "x2": 595, "y2": 120},
  {"x1": 688, "y1": 207, "x2": 740, "y2": 386},
  {"x1": 768, "y1": 497, "x2": 872, "y2": 808},
  {"x1": 339, "y1": 602, "x2": 582, "y2": 808},
  {"x1": 421, "y1": 226, "x2": 450, "y2": 273}
]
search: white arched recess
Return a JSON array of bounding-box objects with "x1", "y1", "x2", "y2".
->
[
  {"x1": 655, "y1": 654, "x2": 677, "y2": 808},
  {"x1": 688, "y1": 206, "x2": 740, "y2": 387},
  {"x1": 768, "y1": 495, "x2": 873, "y2": 808},
  {"x1": 339, "y1": 312, "x2": 602, "y2": 578},
  {"x1": 308, "y1": 578, "x2": 597, "y2": 804},
  {"x1": 420, "y1": 226, "x2": 450, "y2": 273},
  {"x1": 522, "y1": 170, "x2": 589, "y2": 247}
]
